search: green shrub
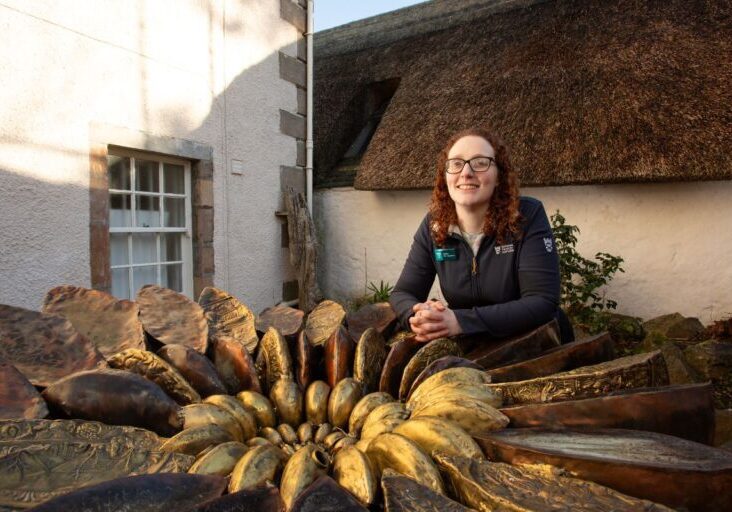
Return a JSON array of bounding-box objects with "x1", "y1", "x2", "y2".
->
[
  {"x1": 367, "y1": 280, "x2": 393, "y2": 303},
  {"x1": 550, "y1": 211, "x2": 624, "y2": 334}
]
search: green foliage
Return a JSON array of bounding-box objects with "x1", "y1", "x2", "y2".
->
[
  {"x1": 551, "y1": 211, "x2": 625, "y2": 334},
  {"x1": 346, "y1": 280, "x2": 394, "y2": 313},
  {"x1": 367, "y1": 280, "x2": 394, "y2": 303}
]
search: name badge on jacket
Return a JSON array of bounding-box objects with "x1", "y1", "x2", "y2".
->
[{"x1": 434, "y1": 248, "x2": 457, "y2": 262}]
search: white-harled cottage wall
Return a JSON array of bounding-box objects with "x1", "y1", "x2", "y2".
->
[
  {"x1": 315, "y1": 181, "x2": 732, "y2": 323},
  {"x1": 0, "y1": 0, "x2": 298, "y2": 311}
]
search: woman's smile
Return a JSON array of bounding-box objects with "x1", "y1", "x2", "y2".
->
[{"x1": 446, "y1": 135, "x2": 498, "y2": 210}]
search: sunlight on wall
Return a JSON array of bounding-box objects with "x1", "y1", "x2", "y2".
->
[{"x1": 0, "y1": 0, "x2": 297, "y2": 186}]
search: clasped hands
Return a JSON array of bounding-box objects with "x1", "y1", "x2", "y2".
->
[{"x1": 408, "y1": 300, "x2": 462, "y2": 342}]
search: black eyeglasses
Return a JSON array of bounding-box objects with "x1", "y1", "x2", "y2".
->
[{"x1": 445, "y1": 157, "x2": 496, "y2": 174}]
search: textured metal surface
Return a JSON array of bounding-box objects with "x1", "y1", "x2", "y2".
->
[
  {"x1": 0, "y1": 419, "x2": 161, "y2": 455},
  {"x1": 353, "y1": 328, "x2": 387, "y2": 393},
  {"x1": 0, "y1": 305, "x2": 106, "y2": 387},
  {"x1": 476, "y1": 428, "x2": 732, "y2": 512},
  {"x1": 295, "y1": 330, "x2": 315, "y2": 390},
  {"x1": 107, "y1": 349, "x2": 201, "y2": 405},
  {"x1": 382, "y1": 468, "x2": 475, "y2": 512},
  {"x1": 260, "y1": 328, "x2": 295, "y2": 390},
  {"x1": 465, "y1": 319, "x2": 561, "y2": 370},
  {"x1": 333, "y1": 446, "x2": 377, "y2": 506},
  {"x1": 186, "y1": 441, "x2": 248, "y2": 476},
  {"x1": 406, "y1": 356, "x2": 483, "y2": 401},
  {"x1": 157, "y1": 344, "x2": 227, "y2": 398},
  {"x1": 161, "y1": 424, "x2": 233, "y2": 456},
  {"x1": 210, "y1": 335, "x2": 262, "y2": 395},
  {"x1": 199, "y1": 287, "x2": 258, "y2": 354},
  {"x1": 379, "y1": 335, "x2": 421, "y2": 397},
  {"x1": 398, "y1": 338, "x2": 462, "y2": 400},
  {"x1": 280, "y1": 444, "x2": 329, "y2": 509},
  {"x1": 0, "y1": 361, "x2": 48, "y2": 420},
  {"x1": 42, "y1": 285, "x2": 146, "y2": 358},
  {"x1": 487, "y1": 332, "x2": 615, "y2": 383},
  {"x1": 269, "y1": 378, "x2": 303, "y2": 427},
  {"x1": 304, "y1": 300, "x2": 346, "y2": 347},
  {"x1": 501, "y1": 383, "x2": 715, "y2": 444},
  {"x1": 41, "y1": 369, "x2": 182, "y2": 436},
  {"x1": 138, "y1": 285, "x2": 209, "y2": 353},
  {"x1": 25, "y1": 473, "x2": 223, "y2": 512},
  {"x1": 325, "y1": 326, "x2": 354, "y2": 388},
  {"x1": 190, "y1": 482, "x2": 284, "y2": 512},
  {"x1": 256, "y1": 305, "x2": 304, "y2": 337},
  {"x1": 436, "y1": 453, "x2": 673, "y2": 511},
  {"x1": 290, "y1": 476, "x2": 368, "y2": 512},
  {"x1": 346, "y1": 302, "x2": 397, "y2": 342},
  {"x1": 0, "y1": 443, "x2": 194, "y2": 509},
  {"x1": 490, "y1": 351, "x2": 669, "y2": 405},
  {"x1": 328, "y1": 378, "x2": 363, "y2": 430}
]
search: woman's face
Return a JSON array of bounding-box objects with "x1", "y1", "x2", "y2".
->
[{"x1": 446, "y1": 135, "x2": 498, "y2": 211}]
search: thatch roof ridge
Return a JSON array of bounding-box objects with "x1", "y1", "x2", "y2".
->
[
  {"x1": 314, "y1": 0, "x2": 732, "y2": 190},
  {"x1": 316, "y1": 0, "x2": 550, "y2": 59}
]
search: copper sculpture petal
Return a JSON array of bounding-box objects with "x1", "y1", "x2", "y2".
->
[
  {"x1": 0, "y1": 444, "x2": 195, "y2": 510},
  {"x1": 257, "y1": 306, "x2": 304, "y2": 338},
  {"x1": 295, "y1": 330, "x2": 315, "y2": 389},
  {"x1": 41, "y1": 369, "x2": 181, "y2": 436},
  {"x1": 489, "y1": 350, "x2": 669, "y2": 406},
  {"x1": 325, "y1": 326, "x2": 355, "y2": 388},
  {"x1": 209, "y1": 335, "x2": 262, "y2": 395},
  {"x1": 501, "y1": 382, "x2": 715, "y2": 445},
  {"x1": 199, "y1": 287, "x2": 259, "y2": 354},
  {"x1": 465, "y1": 318, "x2": 561, "y2": 370},
  {"x1": 406, "y1": 356, "x2": 483, "y2": 401},
  {"x1": 435, "y1": 452, "x2": 674, "y2": 512},
  {"x1": 107, "y1": 349, "x2": 201, "y2": 405},
  {"x1": 289, "y1": 476, "x2": 368, "y2": 512},
  {"x1": 157, "y1": 344, "x2": 228, "y2": 398},
  {"x1": 0, "y1": 304, "x2": 107, "y2": 388},
  {"x1": 0, "y1": 418, "x2": 161, "y2": 455},
  {"x1": 476, "y1": 428, "x2": 732, "y2": 512},
  {"x1": 24, "y1": 473, "x2": 224, "y2": 512},
  {"x1": 41, "y1": 285, "x2": 145, "y2": 358},
  {"x1": 381, "y1": 468, "x2": 474, "y2": 512},
  {"x1": 398, "y1": 338, "x2": 462, "y2": 400},
  {"x1": 0, "y1": 361, "x2": 48, "y2": 420},
  {"x1": 190, "y1": 483, "x2": 285, "y2": 512},
  {"x1": 137, "y1": 285, "x2": 208, "y2": 353},
  {"x1": 378, "y1": 335, "x2": 421, "y2": 397},
  {"x1": 260, "y1": 328, "x2": 295, "y2": 390},
  {"x1": 486, "y1": 331, "x2": 615, "y2": 383},
  {"x1": 353, "y1": 328, "x2": 387, "y2": 393},
  {"x1": 346, "y1": 302, "x2": 397, "y2": 342},
  {"x1": 304, "y1": 300, "x2": 346, "y2": 347}
]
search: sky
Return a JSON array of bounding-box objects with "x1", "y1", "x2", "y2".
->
[{"x1": 314, "y1": 0, "x2": 427, "y2": 31}]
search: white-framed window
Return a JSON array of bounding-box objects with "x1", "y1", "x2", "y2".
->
[{"x1": 107, "y1": 149, "x2": 194, "y2": 299}]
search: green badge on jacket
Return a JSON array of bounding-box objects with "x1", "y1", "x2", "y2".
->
[{"x1": 434, "y1": 248, "x2": 457, "y2": 262}]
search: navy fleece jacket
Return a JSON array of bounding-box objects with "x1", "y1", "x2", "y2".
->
[{"x1": 389, "y1": 197, "x2": 560, "y2": 339}]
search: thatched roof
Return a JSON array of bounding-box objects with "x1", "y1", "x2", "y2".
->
[{"x1": 314, "y1": 0, "x2": 732, "y2": 190}]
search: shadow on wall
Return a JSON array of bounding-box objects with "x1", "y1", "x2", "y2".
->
[
  {"x1": 183, "y1": 59, "x2": 301, "y2": 312},
  {"x1": 0, "y1": 0, "x2": 301, "y2": 312},
  {"x1": 0, "y1": 167, "x2": 90, "y2": 309}
]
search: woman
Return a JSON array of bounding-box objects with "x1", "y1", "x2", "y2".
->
[{"x1": 389, "y1": 126, "x2": 570, "y2": 343}]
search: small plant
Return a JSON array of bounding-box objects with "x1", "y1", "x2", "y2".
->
[
  {"x1": 551, "y1": 211, "x2": 625, "y2": 334},
  {"x1": 367, "y1": 280, "x2": 394, "y2": 303}
]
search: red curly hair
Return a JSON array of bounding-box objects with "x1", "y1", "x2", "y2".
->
[{"x1": 429, "y1": 127, "x2": 522, "y2": 246}]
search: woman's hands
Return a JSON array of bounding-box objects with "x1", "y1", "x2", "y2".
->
[{"x1": 408, "y1": 300, "x2": 462, "y2": 342}]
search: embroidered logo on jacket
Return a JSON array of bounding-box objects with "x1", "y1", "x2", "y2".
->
[
  {"x1": 494, "y1": 244, "x2": 515, "y2": 255},
  {"x1": 543, "y1": 237, "x2": 554, "y2": 253}
]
